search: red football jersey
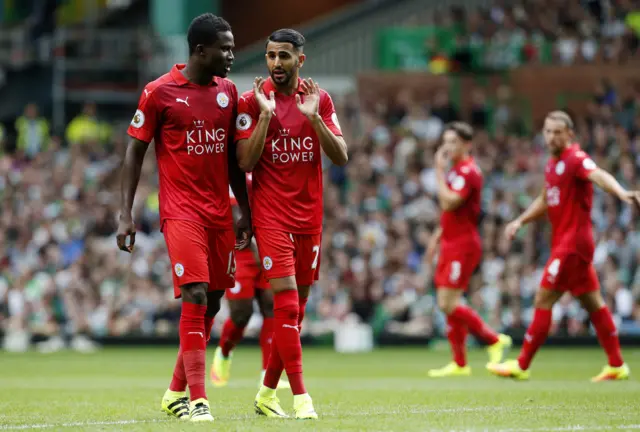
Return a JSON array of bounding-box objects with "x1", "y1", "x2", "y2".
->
[
  {"x1": 544, "y1": 143, "x2": 597, "y2": 261},
  {"x1": 234, "y1": 78, "x2": 343, "y2": 234},
  {"x1": 440, "y1": 157, "x2": 483, "y2": 254},
  {"x1": 127, "y1": 64, "x2": 237, "y2": 229}
]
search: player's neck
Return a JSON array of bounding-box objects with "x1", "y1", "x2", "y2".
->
[
  {"x1": 182, "y1": 62, "x2": 213, "y2": 86},
  {"x1": 276, "y1": 75, "x2": 299, "y2": 96}
]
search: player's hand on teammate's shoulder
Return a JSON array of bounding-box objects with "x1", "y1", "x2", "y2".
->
[
  {"x1": 504, "y1": 219, "x2": 522, "y2": 241},
  {"x1": 116, "y1": 213, "x2": 136, "y2": 253},
  {"x1": 253, "y1": 77, "x2": 276, "y2": 117},
  {"x1": 295, "y1": 78, "x2": 320, "y2": 119},
  {"x1": 234, "y1": 214, "x2": 253, "y2": 250}
]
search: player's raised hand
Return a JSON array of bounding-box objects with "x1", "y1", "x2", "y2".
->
[
  {"x1": 434, "y1": 144, "x2": 450, "y2": 171},
  {"x1": 235, "y1": 214, "x2": 253, "y2": 250},
  {"x1": 296, "y1": 78, "x2": 320, "y2": 118},
  {"x1": 504, "y1": 219, "x2": 522, "y2": 242},
  {"x1": 253, "y1": 77, "x2": 276, "y2": 116},
  {"x1": 116, "y1": 214, "x2": 136, "y2": 253}
]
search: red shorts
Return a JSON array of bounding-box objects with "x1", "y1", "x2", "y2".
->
[
  {"x1": 254, "y1": 227, "x2": 321, "y2": 286},
  {"x1": 163, "y1": 219, "x2": 236, "y2": 299},
  {"x1": 434, "y1": 248, "x2": 482, "y2": 290},
  {"x1": 226, "y1": 249, "x2": 269, "y2": 300},
  {"x1": 540, "y1": 252, "x2": 599, "y2": 296}
]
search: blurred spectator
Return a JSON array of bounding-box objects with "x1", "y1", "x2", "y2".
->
[
  {"x1": 65, "y1": 102, "x2": 112, "y2": 147},
  {"x1": 15, "y1": 103, "x2": 50, "y2": 159}
]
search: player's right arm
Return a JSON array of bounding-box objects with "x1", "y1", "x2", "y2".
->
[
  {"x1": 117, "y1": 85, "x2": 159, "y2": 252},
  {"x1": 505, "y1": 187, "x2": 547, "y2": 241},
  {"x1": 579, "y1": 155, "x2": 640, "y2": 207},
  {"x1": 426, "y1": 226, "x2": 442, "y2": 264},
  {"x1": 236, "y1": 78, "x2": 276, "y2": 172}
]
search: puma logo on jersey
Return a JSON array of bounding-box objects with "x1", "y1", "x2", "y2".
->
[{"x1": 176, "y1": 97, "x2": 190, "y2": 107}]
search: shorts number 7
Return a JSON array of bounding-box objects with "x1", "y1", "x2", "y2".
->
[{"x1": 311, "y1": 245, "x2": 320, "y2": 269}]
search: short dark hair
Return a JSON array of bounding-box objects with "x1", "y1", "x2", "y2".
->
[
  {"x1": 266, "y1": 28, "x2": 305, "y2": 51},
  {"x1": 187, "y1": 13, "x2": 232, "y2": 55},
  {"x1": 445, "y1": 121, "x2": 474, "y2": 142},
  {"x1": 546, "y1": 110, "x2": 574, "y2": 129}
]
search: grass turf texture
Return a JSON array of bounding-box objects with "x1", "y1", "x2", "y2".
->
[{"x1": 0, "y1": 346, "x2": 638, "y2": 431}]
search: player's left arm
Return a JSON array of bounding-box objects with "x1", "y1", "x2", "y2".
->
[
  {"x1": 577, "y1": 152, "x2": 640, "y2": 205},
  {"x1": 228, "y1": 85, "x2": 252, "y2": 250},
  {"x1": 298, "y1": 80, "x2": 348, "y2": 166}
]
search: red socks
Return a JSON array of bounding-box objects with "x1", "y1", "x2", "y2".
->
[
  {"x1": 268, "y1": 290, "x2": 306, "y2": 395},
  {"x1": 170, "y1": 314, "x2": 214, "y2": 393},
  {"x1": 298, "y1": 296, "x2": 309, "y2": 330},
  {"x1": 263, "y1": 348, "x2": 284, "y2": 389},
  {"x1": 169, "y1": 347, "x2": 187, "y2": 392},
  {"x1": 179, "y1": 302, "x2": 207, "y2": 401},
  {"x1": 447, "y1": 315, "x2": 468, "y2": 367},
  {"x1": 260, "y1": 317, "x2": 274, "y2": 370},
  {"x1": 590, "y1": 306, "x2": 624, "y2": 367},
  {"x1": 450, "y1": 305, "x2": 499, "y2": 345},
  {"x1": 518, "y1": 308, "x2": 552, "y2": 370},
  {"x1": 219, "y1": 319, "x2": 246, "y2": 357}
]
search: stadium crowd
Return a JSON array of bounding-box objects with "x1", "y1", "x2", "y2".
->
[{"x1": 2, "y1": 1, "x2": 640, "y2": 352}]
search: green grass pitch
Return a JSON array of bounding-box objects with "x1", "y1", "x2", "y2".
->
[{"x1": 0, "y1": 346, "x2": 639, "y2": 431}]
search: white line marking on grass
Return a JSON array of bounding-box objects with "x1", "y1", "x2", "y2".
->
[{"x1": 0, "y1": 419, "x2": 172, "y2": 430}]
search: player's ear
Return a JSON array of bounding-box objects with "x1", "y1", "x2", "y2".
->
[
  {"x1": 297, "y1": 53, "x2": 306, "y2": 69},
  {"x1": 195, "y1": 44, "x2": 206, "y2": 57}
]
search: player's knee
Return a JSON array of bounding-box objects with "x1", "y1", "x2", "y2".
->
[
  {"x1": 229, "y1": 300, "x2": 253, "y2": 327},
  {"x1": 437, "y1": 293, "x2": 457, "y2": 315},
  {"x1": 205, "y1": 291, "x2": 224, "y2": 317},
  {"x1": 255, "y1": 290, "x2": 274, "y2": 317},
  {"x1": 270, "y1": 276, "x2": 297, "y2": 293},
  {"x1": 298, "y1": 285, "x2": 311, "y2": 300},
  {"x1": 578, "y1": 292, "x2": 605, "y2": 314},
  {"x1": 533, "y1": 291, "x2": 556, "y2": 310},
  {"x1": 231, "y1": 308, "x2": 253, "y2": 328},
  {"x1": 181, "y1": 283, "x2": 208, "y2": 306}
]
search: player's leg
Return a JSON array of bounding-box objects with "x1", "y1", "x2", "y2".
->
[
  {"x1": 488, "y1": 287, "x2": 563, "y2": 380},
  {"x1": 253, "y1": 228, "x2": 300, "y2": 418},
  {"x1": 428, "y1": 288, "x2": 472, "y2": 377},
  {"x1": 255, "y1": 286, "x2": 291, "y2": 389},
  {"x1": 161, "y1": 220, "x2": 212, "y2": 421},
  {"x1": 178, "y1": 282, "x2": 214, "y2": 421},
  {"x1": 577, "y1": 280, "x2": 629, "y2": 381},
  {"x1": 430, "y1": 253, "x2": 510, "y2": 377},
  {"x1": 211, "y1": 297, "x2": 252, "y2": 386},
  {"x1": 286, "y1": 233, "x2": 321, "y2": 419}
]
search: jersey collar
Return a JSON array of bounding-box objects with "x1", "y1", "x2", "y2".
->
[
  {"x1": 170, "y1": 64, "x2": 218, "y2": 87},
  {"x1": 263, "y1": 77, "x2": 305, "y2": 95},
  {"x1": 556, "y1": 143, "x2": 577, "y2": 160}
]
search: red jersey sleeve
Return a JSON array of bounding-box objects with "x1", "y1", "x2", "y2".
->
[
  {"x1": 450, "y1": 167, "x2": 476, "y2": 200},
  {"x1": 573, "y1": 150, "x2": 598, "y2": 180},
  {"x1": 319, "y1": 91, "x2": 343, "y2": 137},
  {"x1": 127, "y1": 85, "x2": 161, "y2": 143},
  {"x1": 234, "y1": 92, "x2": 259, "y2": 142}
]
